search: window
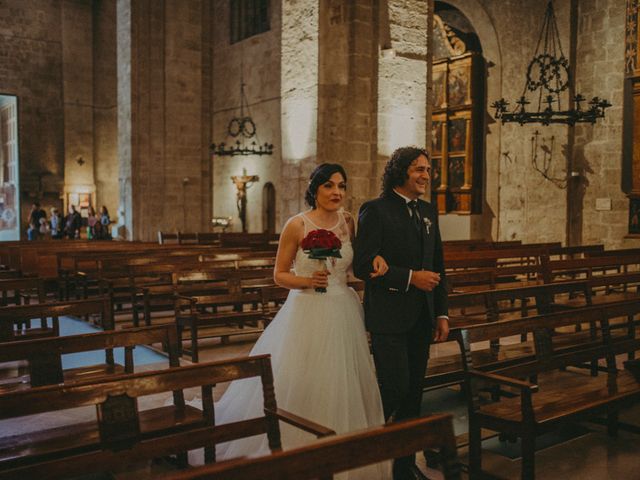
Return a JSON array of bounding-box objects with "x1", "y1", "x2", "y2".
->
[
  {"x1": 230, "y1": 0, "x2": 270, "y2": 44},
  {"x1": 0, "y1": 94, "x2": 20, "y2": 240}
]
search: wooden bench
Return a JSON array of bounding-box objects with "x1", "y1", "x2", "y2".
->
[
  {"x1": 133, "y1": 267, "x2": 274, "y2": 328},
  {"x1": 459, "y1": 301, "x2": 640, "y2": 479},
  {"x1": 77, "y1": 260, "x2": 236, "y2": 324},
  {"x1": 0, "y1": 324, "x2": 179, "y2": 392},
  {"x1": 541, "y1": 254, "x2": 640, "y2": 284},
  {"x1": 425, "y1": 284, "x2": 626, "y2": 392},
  {"x1": 176, "y1": 290, "x2": 266, "y2": 362},
  {"x1": 0, "y1": 355, "x2": 332, "y2": 479},
  {"x1": 0, "y1": 277, "x2": 48, "y2": 306},
  {"x1": 0, "y1": 298, "x2": 113, "y2": 343},
  {"x1": 161, "y1": 414, "x2": 461, "y2": 480},
  {"x1": 446, "y1": 280, "x2": 592, "y2": 329}
]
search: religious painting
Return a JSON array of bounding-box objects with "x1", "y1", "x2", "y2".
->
[
  {"x1": 448, "y1": 156, "x2": 465, "y2": 188},
  {"x1": 431, "y1": 158, "x2": 442, "y2": 190},
  {"x1": 448, "y1": 63, "x2": 470, "y2": 107},
  {"x1": 447, "y1": 191, "x2": 460, "y2": 212},
  {"x1": 433, "y1": 66, "x2": 447, "y2": 110},
  {"x1": 630, "y1": 197, "x2": 640, "y2": 234},
  {"x1": 448, "y1": 118, "x2": 467, "y2": 152},
  {"x1": 431, "y1": 120, "x2": 444, "y2": 154}
]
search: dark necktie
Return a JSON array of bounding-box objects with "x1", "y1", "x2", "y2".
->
[{"x1": 408, "y1": 200, "x2": 421, "y2": 233}]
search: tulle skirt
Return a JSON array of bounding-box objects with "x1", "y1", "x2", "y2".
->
[{"x1": 203, "y1": 284, "x2": 391, "y2": 479}]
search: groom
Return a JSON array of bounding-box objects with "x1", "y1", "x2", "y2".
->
[{"x1": 354, "y1": 146, "x2": 449, "y2": 480}]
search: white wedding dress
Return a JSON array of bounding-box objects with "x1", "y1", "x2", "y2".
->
[{"x1": 208, "y1": 211, "x2": 390, "y2": 479}]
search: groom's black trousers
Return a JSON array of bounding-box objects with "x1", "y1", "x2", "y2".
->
[{"x1": 370, "y1": 303, "x2": 432, "y2": 478}]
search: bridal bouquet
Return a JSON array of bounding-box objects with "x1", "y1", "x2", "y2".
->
[{"x1": 301, "y1": 229, "x2": 342, "y2": 293}]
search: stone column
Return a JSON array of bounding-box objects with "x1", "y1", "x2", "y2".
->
[
  {"x1": 93, "y1": 0, "x2": 118, "y2": 218},
  {"x1": 573, "y1": 0, "x2": 628, "y2": 247},
  {"x1": 377, "y1": 0, "x2": 429, "y2": 181},
  {"x1": 318, "y1": 1, "x2": 379, "y2": 214},
  {"x1": 117, "y1": 0, "x2": 212, "y2": 240},
  {"x1": 62, "y1": 0, "x2": 96, "y2": 214},
  {"x1": 280, "y1": 0, "x2": 320, "y2": 223}
]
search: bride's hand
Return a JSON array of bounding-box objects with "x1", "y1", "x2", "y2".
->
[
  {"x1": 309, "y1": 270, "x2": 330, "y2": 289},
  {"x1": 370, "y1": 255, "x2": 389, "y2": 278}
]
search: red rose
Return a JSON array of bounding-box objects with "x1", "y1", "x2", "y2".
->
[{"x1": 301, "y1": 229, "x2": 342, "y2": 252}]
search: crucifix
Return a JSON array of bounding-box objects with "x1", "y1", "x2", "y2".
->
[{"x1": 231, "y1": 168, "x2": 259, "y2": 233}]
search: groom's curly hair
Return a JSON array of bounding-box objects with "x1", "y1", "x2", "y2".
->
[{"x1": 381, "y1": 146, "x2": 429, "y2": 197}]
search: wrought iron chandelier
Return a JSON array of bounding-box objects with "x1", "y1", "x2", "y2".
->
[
  {"x1": 210, "y1": 78, "x2": 273, "y2": 156},
  {"x1": 492, "y1": 0, "x2": 611, "y2": 126}
]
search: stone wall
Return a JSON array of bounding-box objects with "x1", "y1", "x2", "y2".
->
[
  {"x1": 434, "y1": 0, "x2": 638, "y2": 248},
  {"x1": 211, "y1": 0, "x2": 281, "y2": 233},
  {"x1": 0, "y1": 0, "x2": 65, "y2": 227},
  {"x1": 377, "y1": 0, "x2": 428, "y2": 171},
  {"x1": 0, "y1": 0, "x2": 119, "y2": 233},
  {"x1": 93, "y1": 0, "x2": 118, "y2": 218},
  {"x1": 3, "y1": 0, "x2": 637, "y2": 246},
  {"x1": 62, "y1": 0, "x2": 96, "y2": 215},
  {"x1": 118, "y1": 0, "x2": 213, "y2": 240},
  {"x1": 574, "y1": 0, "x2": 632, "y2": 248},
  {"x1": 279, "y1": 0, "x2": 318, "y2": 226},
  {"x1": 318, "y1": 0, "x2": 379, "y2": 215}
]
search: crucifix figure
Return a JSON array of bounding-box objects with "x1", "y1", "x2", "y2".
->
[{"x1": 231, "y1": 168, "x2": 259, "y2": 233}]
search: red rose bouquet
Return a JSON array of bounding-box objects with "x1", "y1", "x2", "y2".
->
[{"x1": 301, "y1": 229, "x2": 342, "y2": 292}]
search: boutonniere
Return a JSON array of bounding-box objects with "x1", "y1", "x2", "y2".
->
[{"x1": 423, "y1": 217, "x2": 432, "y2": 235}]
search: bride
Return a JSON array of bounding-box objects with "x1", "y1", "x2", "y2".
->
[{"x1": 209, "y1": 163, "x2": 390, "y2": 479}]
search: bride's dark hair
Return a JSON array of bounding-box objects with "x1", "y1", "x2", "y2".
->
[{"x1": 305, "y1": 163, "x2": 348, "y2": 209}]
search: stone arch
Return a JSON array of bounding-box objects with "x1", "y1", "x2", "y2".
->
[{"x1": 434, "y1": 0, "x2": 502, "y2": 240}]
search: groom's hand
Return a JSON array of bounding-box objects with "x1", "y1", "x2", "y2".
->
[
  {"x1": 409, "y1": 270, "x2": 440, "y2": 291},
  {"x1": 433, "y1": 316, "x2": 450, "y2": 342}
]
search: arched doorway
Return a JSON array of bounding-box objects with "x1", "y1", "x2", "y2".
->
[{"x1": 262, "y1": 182, "x2": 276, "y2": 234}]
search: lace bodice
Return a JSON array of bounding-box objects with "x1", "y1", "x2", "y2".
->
[{"x1": 293, "y1": 210, "x2": 353, "y2": 289}]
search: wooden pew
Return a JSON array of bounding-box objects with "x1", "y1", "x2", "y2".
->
[
  {"x1": 161, "y1": 414, "x2": 461, "y2": 480},
  {"x1": 218, "y1": 232, "x2": 279, "y2": 248},
  {"x1": 459, "y1": 301, "x2": 640, "y2": 480},
  {"x1": 0, "y1": 298, "x2": 113, "y2": 343},
  {"x1": 541, "y1": 254, "x2": 640, "y2": 284},
  {"x1": 446, "y1": 280, "x2": 592, "y2": 329},
  {"x1": 136, "y1": 268, "x2": 273, "y2": 328},
  {"x1": 586, "y1": 247, "x2": 640, "y2": 258},
  {"x1": 425, "y1": 281, "x2": 593, "y2": 391},
  {"x1": 0, "y1": 277, "x2": 48, "y2": 307},
  {"x1": 13, "y1": 240, "x2": 160, "y2": 278},
  {"x1": 0, "y1": 355, "x2": 333, "y2": 479},
  {"x1": 547, "y1": 243, "x2": 604, "y2": 259},
  {"x1": 176, "y1": 290, "x2": 266, "y2": 362},
  {"x1": 0, "y1": 324, "x2": 179, "y2": 392}
]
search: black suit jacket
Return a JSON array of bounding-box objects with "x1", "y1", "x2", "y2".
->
[{"x1": 353, "y1": 192, "x2": 448, "y2": 334}]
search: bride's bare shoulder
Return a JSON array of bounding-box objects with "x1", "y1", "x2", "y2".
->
[{"x1": 281, "y1": 214, "x2": 305, "y2": 235}]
